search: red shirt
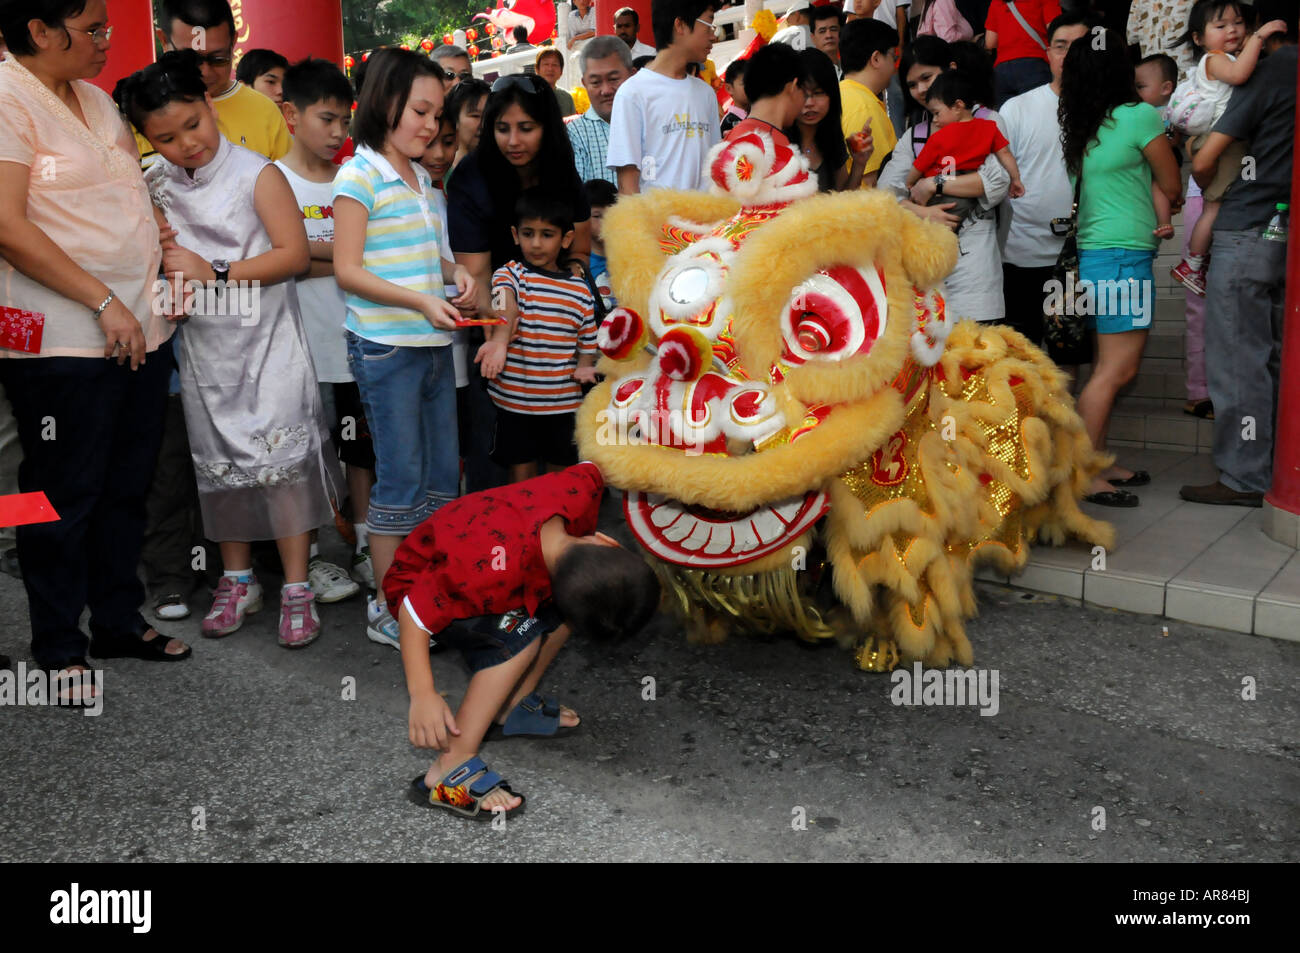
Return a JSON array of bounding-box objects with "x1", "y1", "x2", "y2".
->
[
  {"x1": 383, "y1": 463, "x2": 604, "y2": 634},
  {"x1": 985, "y1": 0, "x2": 1061, "y2": 65},
  {"x1": 913, "y1": 117, "x2": 1009, "y2": 177},
  {"x1": 726, "y1": 117, "x2": 793, "y2": 149}
]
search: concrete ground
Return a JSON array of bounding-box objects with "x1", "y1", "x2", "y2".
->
[{"x1": 1, "y1": 522, "x2": 1297, "y2": 863}]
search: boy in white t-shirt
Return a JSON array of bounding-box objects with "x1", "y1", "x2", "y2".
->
[
  {"x1": 606, "y1": 0, "x2": 723, "y2": 193},
  {"x1": 276, "y1": 58, "x2": 370, "y2": 599}
]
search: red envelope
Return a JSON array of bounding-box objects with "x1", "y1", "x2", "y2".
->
[
  {"x1": 454, "y1": 317, "x2": 507, "y2": 327},
  {"x1": 0, "y1": 306, "x2": 45, "y2": 355},
  {"x1": 0, "y1": 492, "x2": 59, "y2": 528}
]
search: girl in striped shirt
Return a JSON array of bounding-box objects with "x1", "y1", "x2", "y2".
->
[{"x1": 476, "y1": 190, "x2": 599, "y2": 484}]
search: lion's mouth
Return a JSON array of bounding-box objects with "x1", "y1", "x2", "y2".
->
[{"x1": 625, "y1": 490, "x2": 829, "y2": 567}]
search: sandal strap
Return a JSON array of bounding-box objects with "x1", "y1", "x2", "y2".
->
[{"x1": 431, "y1": 757, "x2": 513, "y2": 814}]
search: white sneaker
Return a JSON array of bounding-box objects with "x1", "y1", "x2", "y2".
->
[
  {"x1": 309, "y1": 557, "x2": 361, "y2": 603},
  {"x1": 366, "y1": 596, "x2": 400, "y2": 649},
  {"x1": 351, "y1": 547, "x2": 375, "y2": 589}
]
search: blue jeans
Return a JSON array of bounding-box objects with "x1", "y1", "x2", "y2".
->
[
  {"x1": 346, "y1": 333, "x2": 459, "y2": 536},
  {"x1": 1204, "y1": 229, "x2": 1287, "y2": 494}
]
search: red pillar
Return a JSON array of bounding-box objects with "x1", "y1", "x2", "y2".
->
[
  {"x1": 232, "y1": 0, "x2": 345, "y2": 68},
  {"x1": 86, "y1": 0, "x2": 155, "y2": 95},
  {"x1": 1264, "y1": 51, "x2": 1300, "y2": 521},
  {"x1": 596, "y1": 0, "x2": 653, "y2": 46}
]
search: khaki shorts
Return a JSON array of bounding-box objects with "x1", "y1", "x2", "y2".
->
[{"x1": 1190, "y1": 134, "x2": 1249, "y2": 204}]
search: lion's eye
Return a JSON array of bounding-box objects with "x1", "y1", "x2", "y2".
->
[
  {"x1": 780, "y1": 266, "x2": 887, "y2": 364},
  {"x1": 668, "y1": 266, "x2": 710, "y2": 306}
]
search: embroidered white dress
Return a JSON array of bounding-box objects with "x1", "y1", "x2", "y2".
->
[{"x1": 146, "y1": 137, "x2": 337, "y2": 541}]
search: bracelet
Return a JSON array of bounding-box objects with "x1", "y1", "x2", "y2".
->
[{"x1": 92, "y1": 291, "x2": 115, "y2": 321}]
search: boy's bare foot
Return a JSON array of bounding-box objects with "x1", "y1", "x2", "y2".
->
[
  {"x1": 491, "y1": 704, "x2": 580, "y2": 730},
  {"x1": 427, "y1": 753, "x2": 522, "y2": 814}
]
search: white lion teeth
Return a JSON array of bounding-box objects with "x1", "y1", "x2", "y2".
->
[
  {"x1": 703, "y1": 523, "x2": 733, "y2": 555},
  {"x1": 749, "y1": 508, "x2": 783, "y2": 545},
  {"x1": 731, "y1": 520, "x2": 761, "y2": 553},
  {"x1": 661, "y1": 515, "x2": 696, "y2": 542},
  {"x1": 679, "y1": 518, "x2": 713, "y2": 552},
  {"x1": 650, "y1": 501, "x2": 682, "y2": 528}
]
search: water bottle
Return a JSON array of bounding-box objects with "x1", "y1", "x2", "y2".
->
[{"x1": 1262, "y1": 203, "x2": 1289, "y2": 242}]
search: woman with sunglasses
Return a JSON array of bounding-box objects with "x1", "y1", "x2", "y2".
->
[
  {"x1": 0, "y1": 0, "x2": 193, "y2": 704},
  {"x1": 447, "y1": 73, "x2": 592, "y2": 492}
]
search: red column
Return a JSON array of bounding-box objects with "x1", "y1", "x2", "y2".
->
[
  {"x1": 86, "y1": 0, "x2": 155, "y2": 95},
  {"x1": 1265, "y1": 52, "x2": 1300, "y2": 519},
  {"x1": 232, "y1": 0, "x2": 345, "y2": 68},
  {"x1": 596, "y1": 0, "x2": 653, "y2": 45}
]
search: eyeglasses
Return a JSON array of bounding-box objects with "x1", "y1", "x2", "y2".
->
[
  {"x1": 193, "y1": 50, "x2": 234, "y2": 67},
  {"x1": 491, "y1": 73, "x2": 542, "y2": 94},
  {"x1": 453, "y1": 70, "x2": 474, "y2": 82},
  {"x1": 67, "y1": 24, "x2": 114, "y2": 45},
  {"x1": 695, "y1": 17, "x2": 716, "y2": 30}
]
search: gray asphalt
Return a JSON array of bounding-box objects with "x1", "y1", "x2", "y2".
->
[{"x1": 2, "y1": 526, "x2": 1297, "y2": 862}]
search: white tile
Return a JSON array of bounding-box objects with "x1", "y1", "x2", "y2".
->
[
  {"x1": 1084, "y1": 571, "x2": 1165, "y2": 616},
  {"x1": 1145, "y1": 414, "x2": 1197, "y2": 446},
  {"x1": 1107, "y1": 413, "x2": 1145, "y2": 443},
  {"x1": 1264, "y1": 503, "x2": 1300, "y2": 549},
  {"x1": 1092, "y1": 500, "x2": 1247, "y2": 582},
  {"x1": 1010, "y1": 562, "x2": 1084, "y2": 600},
  {"x1": 1165, "y1": 582, "x2": 1253, "y2": 633},
  {"x1": 1253, "y1": 599, "x2": 1300, "y2": 642},
  {"x1": 1169, "y1": 509, "x2": 1295, "y2": 596}
]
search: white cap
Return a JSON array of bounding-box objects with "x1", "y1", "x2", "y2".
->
[{"x1": 786, "y1": 0, "x2": 812, "y2": 15}]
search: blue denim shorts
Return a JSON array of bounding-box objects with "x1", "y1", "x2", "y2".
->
[
  {"x1": 440, "y1": 604, "x2": 564, "y2": 674},
  {"x1": 345, "y1": 333, "x2": 460, "y2": 535},
  {"x1": 1079, "y1": 248, "x2": 1156, "y2": 334}
]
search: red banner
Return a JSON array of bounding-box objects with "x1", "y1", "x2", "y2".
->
[
  {"x1": 233, "y1": 0, "x2": 345, "y2": 69},
  {"x1": 596, "y1": 0, "x2": 653, "y2": 46},
  {"x1": 86, "y1": 0, "x2": 156, "y2": 95}
]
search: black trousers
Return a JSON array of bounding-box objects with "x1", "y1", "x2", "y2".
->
[
  {"x1": 1000, "y1": 262, "x2": 1054, "y2": 348},
  {"x1": 141, "y1": 392, "x2": 212, "y2": 598},
  {"x1": 0, "y1": 354, "x2": 169, "y2": 667}
]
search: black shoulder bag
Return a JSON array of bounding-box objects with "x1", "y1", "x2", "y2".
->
[{"x1": 1043, "y1": 172, "x2": 1091, "y2": 365}]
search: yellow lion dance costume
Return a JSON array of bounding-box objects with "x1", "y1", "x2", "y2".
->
[{"x1": 576, "y1": 129, "x2": 1113, "y2": 671}]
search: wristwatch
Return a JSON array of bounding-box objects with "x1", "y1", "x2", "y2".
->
[
  {"x1": 934, "y1": 174, "x2": 947, "y2": 196},
  {"x1": 211, "y1": 259, "x2": 230, "y2": 290}
]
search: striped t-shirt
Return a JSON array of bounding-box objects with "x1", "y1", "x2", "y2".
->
[
  {"x1": 489, "y1": 261, "x2": 598, "y2": 415},
  {"x1": 332, "y1": 145, "x2": 453, "y2": 346}
]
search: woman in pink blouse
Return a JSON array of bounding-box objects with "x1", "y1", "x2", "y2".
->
[{"x1": 0, "y1": 0, "x2": 191, "y2": 703}]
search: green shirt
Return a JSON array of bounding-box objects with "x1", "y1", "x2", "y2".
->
[{"x1": 1073, "y1": 102, "x2": 1167, "y2": 251}]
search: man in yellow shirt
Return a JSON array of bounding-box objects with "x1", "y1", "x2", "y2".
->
[
  {"x1": 838, "y1": 18, "x2": 898, "y2": 188},
  {"x1": 136, "y1": 0, "x2": 292, "y2": 165}
]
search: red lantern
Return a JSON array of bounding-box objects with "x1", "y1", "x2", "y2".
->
[
  {"x1": 486, "y1": 23, "x2": 497, "y2": 36},
  {"x1": 491, "y1": 51, "x2": 501, "y2": 58},
  {"x1": 362, "y1": 51, "x2": 370, "y2": 61},
  {"x1": 400, "y1": 43, "x2": 410, "y2": 50},
  {"x1": 466, "y1": 28, "x2": 478, "y2": 42},
  {"x1": 421, "y1": 38, "x2": 434, "y2": 51},
  {"x1": 343, "y1": 54, "x2": 354, "y2": 69},
  {"x1": 443, "y1": 33, "x2": 454, "y2": 46},
  {"x1": 491, "y1": 35, "x2": 503, "y2": 49},
  {"x1": 467, "y1": 44, "x2": 480, "y2": 57}
]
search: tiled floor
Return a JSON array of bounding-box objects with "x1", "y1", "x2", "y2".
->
[{"x1": 976, "y1": 448, "x2": 1300, "y2": 642}]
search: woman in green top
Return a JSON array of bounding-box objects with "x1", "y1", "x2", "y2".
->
[{"x1": 1059, "y1": 30, "x2": 1182, "y2": 507}]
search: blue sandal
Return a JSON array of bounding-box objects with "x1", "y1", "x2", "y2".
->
[
  {"x1": 487, "y1": 692, "x2": 581, "y2": 740},
  {"x1": 408, "y1": 756, "x2": 526, "y2": 820}
]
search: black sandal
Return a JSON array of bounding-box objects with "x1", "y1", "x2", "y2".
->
[
  {"x1": 49, "y1": 657, "x2": 99, "y2": 707},
  {"x1": 1108, "y1": 470, "x2": 1150, "y2": 487},
  {"x1": 1083, "y1": 490, "x2": 1140, "y2": 508},
  {"x1": 89, "y1": 626, "x2": 192, "y2": 662}
]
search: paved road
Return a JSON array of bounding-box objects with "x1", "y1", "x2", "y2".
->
[{"x1": 2, "y1": 532, "x2": 1297, "y2": 862}]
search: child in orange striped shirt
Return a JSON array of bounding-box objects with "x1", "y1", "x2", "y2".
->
[{"x1": 475, "y1": 190, "x2": 599, "y2": 483}]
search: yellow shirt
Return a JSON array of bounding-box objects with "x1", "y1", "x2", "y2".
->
[
  {"x1": 839, "y1": 77, "x2": 896, "y2": 184},
  {"x1": 135, "y1": 81, "x2": 291, "y2": 166}
]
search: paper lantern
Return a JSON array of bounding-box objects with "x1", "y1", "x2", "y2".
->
[
  {"x1": 444, "y1": 33, "x2": 455, "y2": 45},
  {"x1": 343, "y1": 54, "x2": 354, "y2": 69},
  {"x1": 400, "y1": 43, "x2": 410, "y2": 50},
  {"x1": 421, "y1": 39, "x2": 434, "y2": 51},
  {"x1": 491, "y1": 35, "x2": 503, "y2": 49},
  {"x1": 467, "y1": 44, "x2": 480, "y2": 57},
  {"x1": 466, "y1": 27, "x2": 478, "y2": 41},
  {"x1": 362, "y1": 51, "x2": 370, "y2": 61},
  {"x1": 486, "y1": 23, "x2": 497, "y2": 36}
]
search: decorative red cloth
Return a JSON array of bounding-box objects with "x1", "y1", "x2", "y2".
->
[{"x1": 383, "y1": 463, "x2": 604, "y2": 633}]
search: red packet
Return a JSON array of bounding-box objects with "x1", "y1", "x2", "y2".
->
[
  {"x1": 0, "y1": 307, "x2": 45, "y2": 354},
  {"x1": 454, "y1": 317, "x2": 507, "y2": 327},
  {"x1": 0, "y1": 492, "x2": 59, "y2": 528}
]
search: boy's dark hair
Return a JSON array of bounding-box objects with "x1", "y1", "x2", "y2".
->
[
  {"x1": 946, "y1": 39, "x2": 995, "y2": 109},
  {"x1": 235, "y1": 48, "x2": 289, "y2": 86},
  {"x1": 445, "y1": 77, "x2": 490, "y2": 129},
  {"x1": 551, "y1": 544, "x2": 660, "y2": 641},
  {"x1": 0, "y1": 1, "x2": 88, "y2": 57},
  {"x1": 651, "y1": 0, "x2": 722, "y2": 52},
  {"x1": 158, "y1": 0, "x2": 236, "y2": 37},
  {"x1": 723, "y1": 58, "x2": 747, "y2": 85},
  {"x1": 515, "y1": 188, "x2": 575, "y2": 233},
  {"x1": 1046, "y1": 10, "x2": 1098, "y2": 44},
  {"x1": 924, "y1": 70, "x2": 979, "y2": 110},
  {"x1": 585, "y1": 178, "x2": 618, "y2": 209},
  {"x1": 808, "y1": 4, "x2": 845, "y2": 29},
  {"x1": 1138, "y1": 52, "x2": 1178, "y2": 86},
  {"x1": 113, "y1": 49, "x2": 209, "y2": 134},
  {"x1": 281, "y1": 57, "x2": 354, "y2": 110},
  {"x1": 351, "y1": 48, "x2": 445, "y2": 151},
  {"x1": 632, "y1": 54, "x2": 655, "y2": 70},
  {"x1": 513, "y1": 24, "x2": 529, "y2": 43},
  {"x1": 1178, "y1": 0, "x2": 1247, "y2": 56},
  {"x1": 742, "y1": 41, "x2": 806, "y2": 102},
  {"x1": 839, "y1": 17, "x2": 898, "y2": 75}
]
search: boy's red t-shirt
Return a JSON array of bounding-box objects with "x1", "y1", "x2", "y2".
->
[
  {"x1": 383, "y1": 463, "x2": 604, "y2": 634},
  {"x1": 913, "y1": 118, "x2": 1010, "y2": 177}
]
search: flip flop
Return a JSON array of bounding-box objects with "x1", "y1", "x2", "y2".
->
[
  {"x1": 486, "y1": 692, "x2": 581, "y2": 740},
  {"x1": 1083, "y1": 490, "x2": 1140, "y2": 508},
  {"x1": 408, "y1": 756, "x2": 526, "y2": 821},
  {"x1": 89, "y1": 627, "x2": 192, "y2": 662},
  {"x1": 49, "y1": 659, "x2": 99, "y2": 707},
  {"x1": 1108, "y1": 470, "x2": 1150, "y2": 488}
]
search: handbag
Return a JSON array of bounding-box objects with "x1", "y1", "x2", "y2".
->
[{"x1": 1043, "y1": 172, "x2": 1091, "y2": 365}]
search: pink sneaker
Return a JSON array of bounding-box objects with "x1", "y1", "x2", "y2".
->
[
  {"x1": 1170, "y1": 260, "x2": 1207, "y2": 297},
  {"x1": 278, "y1": 584, "x2": 320, "y2": 648},
  {"x1": 202, "y1": 575, "x2": 263, "y2": 637}
]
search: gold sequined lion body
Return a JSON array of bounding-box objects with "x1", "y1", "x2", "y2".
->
[{"x1": 576, "y1": 130, "x2": 1112, "y2": 670}]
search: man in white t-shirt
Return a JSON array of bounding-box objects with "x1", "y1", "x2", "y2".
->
[
  {"x1": 771, "y1": 1, "x2": 813, "y2": 50},
  {"x1": 607, "y1": 0, "x2": 722, "y2": 193},
  {"x1": 997, "y1": 13, "x2": 1091, "y2": 345},
  {"x1": 615, "y1": 6, "x2": 659, "y2": 59}
]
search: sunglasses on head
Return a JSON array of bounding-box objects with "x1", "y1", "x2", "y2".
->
[{"x1": 491, "y1": 74, "x2": 543, "y2": 94}]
